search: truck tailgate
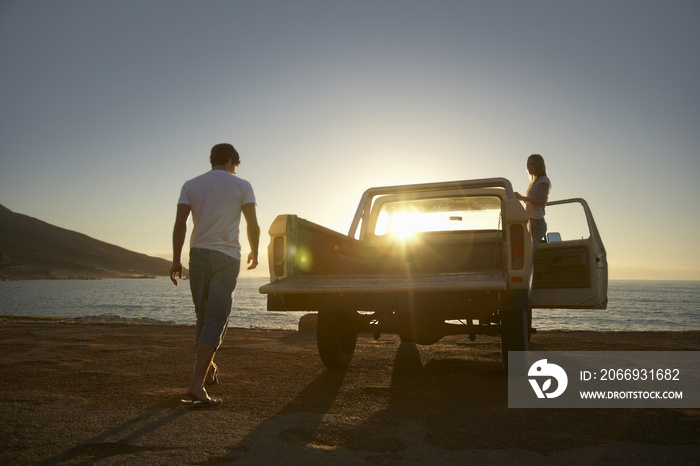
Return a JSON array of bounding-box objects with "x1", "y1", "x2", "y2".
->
[{"x1": 259, "y1": 271, "x2": 507, "y2": 295}]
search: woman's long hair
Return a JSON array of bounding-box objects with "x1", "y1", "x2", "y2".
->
[
  {"x1": 528, "y1": 154, "x2": 547, "y2": 180},
  {"x1": 527, "y1": 153, "x2": 551, "y2": 193}
]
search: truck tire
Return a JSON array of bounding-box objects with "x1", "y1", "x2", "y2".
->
[
  {"x1": 500, "y1": 308, "x2": 529, "y2": 371},
  {"x1": 317, "y1": 310, "x2": 357, "y2": 369}
]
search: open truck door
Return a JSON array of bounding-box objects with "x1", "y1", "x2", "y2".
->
[{"x1": 530, "y1": 198, "x2": 608, "y2": 309}]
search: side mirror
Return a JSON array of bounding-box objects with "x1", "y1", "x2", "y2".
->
[{"x1": 547, "y1": 232, "x2": 562, "y2": 242}]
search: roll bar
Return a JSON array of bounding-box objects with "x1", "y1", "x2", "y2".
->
[{"x1": 348, "y1": 178, "x2": 515, "y2": 238}]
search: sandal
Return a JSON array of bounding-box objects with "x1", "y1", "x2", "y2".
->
[{"x1": 181, "y1": 392, "x2": 222, "y2": 407}]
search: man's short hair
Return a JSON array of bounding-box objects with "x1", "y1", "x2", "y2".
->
[{"x1": 210, "y1": 143, "x2": 241, "y2": 167}]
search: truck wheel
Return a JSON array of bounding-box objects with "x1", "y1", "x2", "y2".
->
[
  {"x1": 317, "y1": 310, "x2": 357, "y2": 369},
  {"x1": 500, "y1": 308, "x2": 529, "y2": 371}
]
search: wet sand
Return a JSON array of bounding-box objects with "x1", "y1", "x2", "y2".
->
[{"x1": 0, "y1": 318, "x2": 698, "y2": 465}]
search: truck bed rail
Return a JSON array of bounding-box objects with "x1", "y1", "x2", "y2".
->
[{"x1": 259, "y1": 270, "x2": 507, "y2": 295}]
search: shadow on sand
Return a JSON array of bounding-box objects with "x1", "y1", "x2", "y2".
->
[{"x1": 214, "y1": 341, "x2": 505, "y2": 463}]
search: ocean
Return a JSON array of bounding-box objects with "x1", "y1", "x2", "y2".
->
[{"x1": 0, "y1": 278, "x2": 698, "y2": 332}]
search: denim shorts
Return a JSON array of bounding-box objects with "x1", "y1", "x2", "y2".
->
[{"x1": 189, "y1": 248, "x2": 241, "y2": 349}]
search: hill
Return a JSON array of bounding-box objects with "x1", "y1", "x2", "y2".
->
[{"x1": 0, "y1": 204, "x2": 176, "y2": 279}]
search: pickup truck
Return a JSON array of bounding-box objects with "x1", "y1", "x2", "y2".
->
[{"x1": 259, "y1": 178, "x2": 607, "y2": 370}]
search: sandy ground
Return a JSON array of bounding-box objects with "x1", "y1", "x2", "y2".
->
[{"x1": 0, "y1": 318, "x2": 698, "y2": 465}]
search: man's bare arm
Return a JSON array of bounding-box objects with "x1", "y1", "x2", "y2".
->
[
  {"x1": 170, "y1": 204, "x2": 191, "y2": 285},
  {"x1": 242, "y1": 203, "x2": 260, "y2": 270}
]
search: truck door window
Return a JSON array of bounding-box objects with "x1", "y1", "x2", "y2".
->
[{"x1": 545, "y1": 202, "x2": 591, "y2": 241}]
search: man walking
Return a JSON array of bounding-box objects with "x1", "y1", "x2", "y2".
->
[{"x1": 170, "y1": 143, "x2": 260, "y2": 407}]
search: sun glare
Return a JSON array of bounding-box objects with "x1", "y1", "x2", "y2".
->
[
  {"x1": 389, "y1": 212, "x2": 459, "y2": 237},
  {"x1": 375, "y1": 211, "x2": 500, "y2": 238},
  {"x1": 372, "y1": 195, "x2": 503, "y2": 240}
]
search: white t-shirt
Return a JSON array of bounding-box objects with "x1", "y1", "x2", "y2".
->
[
  {"x1": 178, "y1": 170, "x2": 256, "y2": 260},
  {"x1": 525, "y1": 176, "x2": 550, "y2": 220}
]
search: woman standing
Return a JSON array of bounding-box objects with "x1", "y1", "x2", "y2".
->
[{"x1": 515, "y1": 154, "x2": 550, "y2": 247}]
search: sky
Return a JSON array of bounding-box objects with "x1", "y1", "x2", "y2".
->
[{"x1": 1, "y1": 0, "x2": 699, "y2": 281}]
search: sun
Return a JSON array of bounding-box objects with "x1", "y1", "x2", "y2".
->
[{"x1": 376, "y1": 211, "x2": 471, "y2": 238}]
